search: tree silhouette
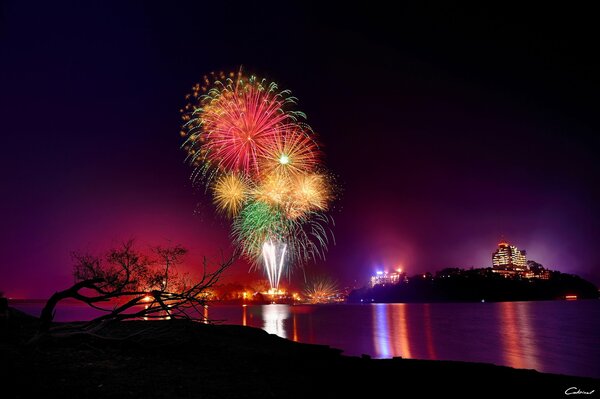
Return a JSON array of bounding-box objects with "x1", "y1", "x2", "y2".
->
[{"x1": 38, "y1": 239, "x2": 234, "y2": 335}]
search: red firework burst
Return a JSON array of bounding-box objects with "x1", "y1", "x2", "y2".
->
[{"x1": 199, "y1": 76, "x2": 299, "y2": 176}]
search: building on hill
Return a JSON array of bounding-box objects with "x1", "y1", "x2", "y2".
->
[
  {"x1": 370, "y1": 270, "x2": 404, "y2": 287},
  {"x1": 492, "y1": 239, "x2": 527, "y2": 277}
]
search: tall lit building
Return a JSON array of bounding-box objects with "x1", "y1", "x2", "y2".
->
[{"x1": 492, "y1": 239, "x2": 527, "y2": 276}]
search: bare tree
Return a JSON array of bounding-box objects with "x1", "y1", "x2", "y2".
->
[{"x1": 38, "y1": 240, "x2": 234, "y2": 334}]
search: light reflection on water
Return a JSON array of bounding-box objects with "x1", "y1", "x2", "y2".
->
[
  {"x1": 499, "y1": 301, "x2": 539, "y2": 371},
  {"x1": 372, "y1": 303, "x2": 412, "y2": 358},
  {"x1": 423, "y1": 304, "x2": 436, "y2": 359},
  {"x1": 367, "y1": 302, "x2": 544, "y2": 369},
  {"x1": 261, "y1": 304, "x2": 289, "y2": 339},
  {"x1": 12, "y1": 300, "x2": 600, "y2": 378},
  {"x1": 228, "y1": 301, "x2": 598, "y2": 378},
  {"x1": 372, "y1": 304, "x2": 391, "y2": 357}
]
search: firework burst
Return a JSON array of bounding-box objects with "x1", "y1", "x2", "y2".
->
[
  {"x1": 289, "y1": 173, "x2": 330, "y2": 217},
  {"x1": 212, "y1": 173, "x2": 250, "y2": 218},
  {"x1": 182, "y1": 73, "x2": 306, "y2": 179},
  {"x1": 254, "y1": 172, "x2": 331, "y2": 220},
  {"x1": 232, "y1": 200, "x2": 287, "y2": 259},
  {"x1": 254, "y1": 173, "x2": 292, "y2": 208},
  {"x1": 303, "y1": 276, "x2": 340, "y2": 304},
  {"x1": 259, "y1": 127, "x2": 320, "y2": 178},
  {"x1": 181, "y1": 69, "x2": 336, "y2": 291}
]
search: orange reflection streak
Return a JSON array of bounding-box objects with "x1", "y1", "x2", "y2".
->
[
  {"x1": 292, "y1": 312, "x2": 299, "y2": 342},
  {"x1": 423, "y1": 304, "x2": 437, "y2": 360},
  {"x1": 500, "y1": 302, "x2": 523, "y2": 369},
  {"x1": 395, "y1": 304, "x2": 412, "y2": 359},
  {"x1": 203, "y1": 305, "x2": 209, "y2": 324},
  {"x1": 372, "y1": 304, "x2": 412, "y2": 358},
  {"x1": 242, "y1": 305, "x2": 247, "y2": 326},
  {"x1": 388, "y1": 306, "x2": 402, "y2": 356},
  {"x1": 514, "y1": 302, "x2": 539, "y2": 371},
  {"x1": 308, "y1": 313, "x2": 315, "y2": 344}
]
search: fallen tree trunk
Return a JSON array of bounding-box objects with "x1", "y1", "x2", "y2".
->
[{"x1": 39, "y1": 278, "x2": 105, "y2": 333}]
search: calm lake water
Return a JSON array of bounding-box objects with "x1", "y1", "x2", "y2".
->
[{"x1": 13, "y1": 300, "x2": 600, "y2": 379}]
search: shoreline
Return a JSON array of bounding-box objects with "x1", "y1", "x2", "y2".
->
[
  {"x1": 7, "y1": 296, "x2": 598, "y2": 305},
  {"x1": 1, "y1": 308, "x2": 598, "y2": 398}
]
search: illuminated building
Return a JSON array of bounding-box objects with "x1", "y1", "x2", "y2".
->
[
  {"x1": 526, "y1": 260, "x2": 551, "y2": 279},
  {"x1": 492, "y1": 239, "x2": 527, "y2": 277},
  {"x1": 523, "y1": 269, "x2": 551, "y2": 279},
  {"x1": 370, "y1": 270, "x2": 403, "y2": 288}
]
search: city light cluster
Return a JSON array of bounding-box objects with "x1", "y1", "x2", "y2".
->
[{"x1": 370, "y1": 269, "x2": 406, "y2": 288}]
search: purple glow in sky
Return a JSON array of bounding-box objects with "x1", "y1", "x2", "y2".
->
[{"x1": 1, "y1": 2, "x2": 598, "y2": 297}]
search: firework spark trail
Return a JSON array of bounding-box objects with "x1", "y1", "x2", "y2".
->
[
  {"x1": 262, "y1": 240, "x2": 287, "y2": 291},
  {"x1": 181, "y1": 69, "x2": 336, "y2": 291}
]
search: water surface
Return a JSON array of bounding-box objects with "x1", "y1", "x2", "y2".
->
[{"x1": 14, "y1": 300, "x2": 600, "y2": 378}]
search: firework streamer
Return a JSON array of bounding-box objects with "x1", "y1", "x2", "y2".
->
[{"x1": 262, "y1": 240, "x2": 287, "y2": 291}]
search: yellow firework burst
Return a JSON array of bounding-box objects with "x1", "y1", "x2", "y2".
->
[
  {"x1": 303, "y1": 276, "x2": 339, "y2": 304},
  {"x1": 259, "y1": 128, "x2": 320, "y2": 178},
  {"x1": 254, "y1": 173, "x2": 291, "y2": 207},
  {"x1": 255, "y1": 172, "x2": 331, "y2": 219},
  {"x1": 288, "y1": 173, "x2": 331, "y2": 217},
  {"x1": 212, "y1": 173, "x2": 249, "y2": 218}
]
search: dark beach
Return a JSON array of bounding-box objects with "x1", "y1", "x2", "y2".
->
[{"x1": 1, "y1": 308, "x2": 596, "y2": 398}]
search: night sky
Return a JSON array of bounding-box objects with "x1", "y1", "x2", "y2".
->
[{"x1": 2, "y1": 2, "x2": 599, "y2": 297}]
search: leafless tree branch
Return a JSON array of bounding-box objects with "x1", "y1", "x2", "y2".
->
[{"x1": 37, "y1": 240, "x2": 234, "y2": 338}]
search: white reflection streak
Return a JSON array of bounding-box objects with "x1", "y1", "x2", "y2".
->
[{"x1": 262, "y1": 304, "x2": 290, "y2": 339}]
